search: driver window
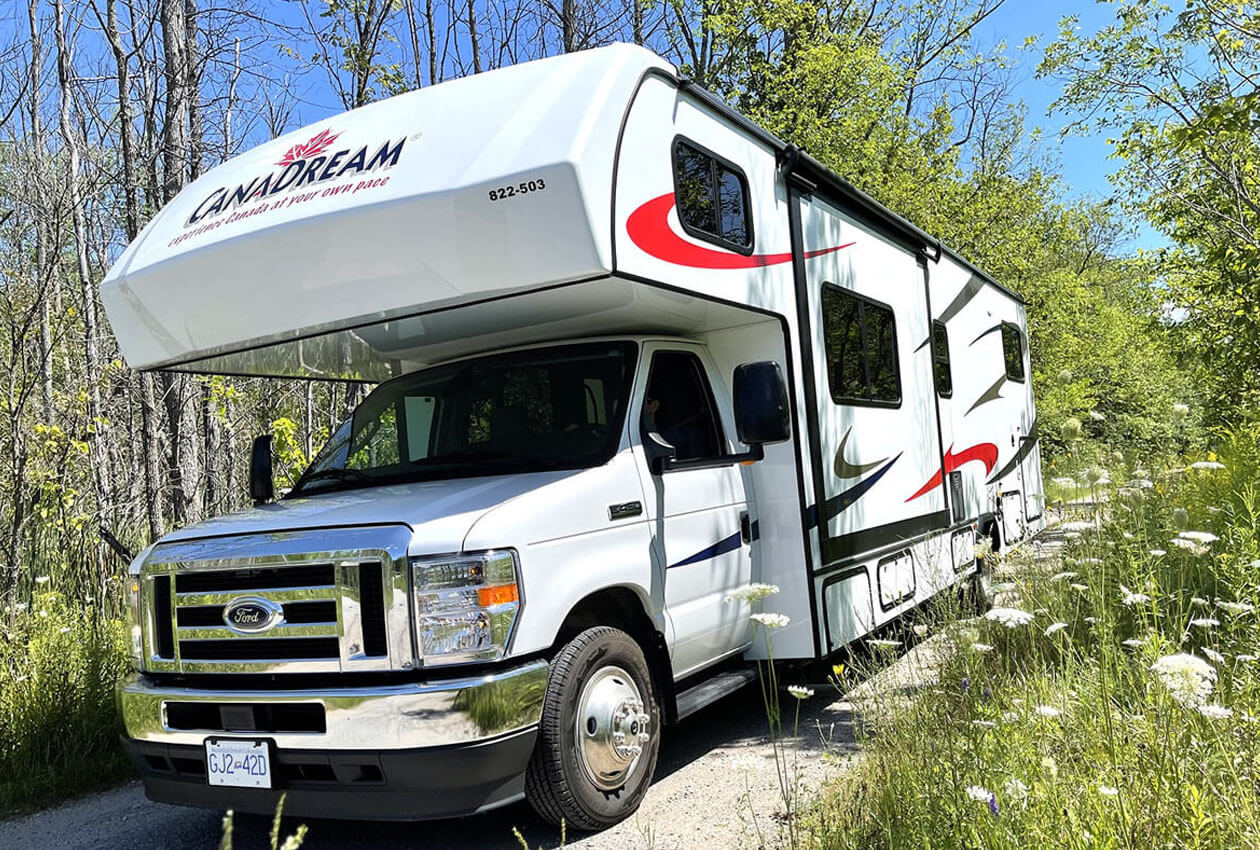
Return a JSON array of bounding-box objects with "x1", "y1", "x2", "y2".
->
[{"x1": 642, "y1": 351, "x2": 724, "y2": 461}]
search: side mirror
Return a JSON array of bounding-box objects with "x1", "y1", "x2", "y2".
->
[
  {"x1": 733, "y1": 361, "x2": 791, "y2": 446},
  {"x1": 249, "y1": 434, "x2": 274, "y2": 505}
]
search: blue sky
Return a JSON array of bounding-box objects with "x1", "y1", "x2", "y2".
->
[{"x1": 974, "y1": 0, "x2": 1168, "y2": 250}]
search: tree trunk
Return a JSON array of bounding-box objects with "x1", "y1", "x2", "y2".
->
[
  {"x1": 467, "y1": 0, "x2": 481, "y2": 74},
  {"x1": 403, "y1": 0, "x2": 424, "y2": 88},
  {"x1": 54, "y1": 0, "x2": 111, "y2": 527}
]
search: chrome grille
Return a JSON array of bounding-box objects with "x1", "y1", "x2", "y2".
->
[{"x1": 139, "y1": 526, "x2": 415, "y2": 674}]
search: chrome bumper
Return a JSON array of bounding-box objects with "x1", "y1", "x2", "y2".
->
[{"x1": 118, "y1": 659, "x2": 548, "y2": 751}]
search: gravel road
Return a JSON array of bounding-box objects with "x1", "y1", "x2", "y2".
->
[{"x1": 0, "y1": 673, "x2": 872, "y2": 850}]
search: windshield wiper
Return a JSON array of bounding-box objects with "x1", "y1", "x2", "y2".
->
[
  {"x1": 291, "y1": 467, "x2": 374, "y2": 494},
  {"x1": 414, "y1": 450, "x2": 565, "y2": 469}
]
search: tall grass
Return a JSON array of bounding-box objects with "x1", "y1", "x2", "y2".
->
[
  {"x1": 810, "y1": 428, "x2": 1260, "y2": 849},
  {"x1": 0, "y1": 584, "x2": 131, "y2": 816}
]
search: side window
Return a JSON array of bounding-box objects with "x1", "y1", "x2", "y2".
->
[
  {"x1": 672, "y1": 139, "x2": 752, "y2": 252},
  {"x1": 822, "y1": 285, "x2": 901, "y2": 406},
  {"x1": 642, "y1": 351, "x2": 724, "y2": 461},
  {"x1": 932, "y1": 320, "x2": 952, "y2": 397},
  {"x1": 1001, "y1": 323, "x2": 1025, "y2": 382}
]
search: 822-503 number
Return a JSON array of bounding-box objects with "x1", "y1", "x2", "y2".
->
[{"x1": 488, "y1": 178, "x2": 546, "y2": 201}]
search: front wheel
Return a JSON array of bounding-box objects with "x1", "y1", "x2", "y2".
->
[{"x1": 525, "y1": 626, "x2": 661, "y2": 831}]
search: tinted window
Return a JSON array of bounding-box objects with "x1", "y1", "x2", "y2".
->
[
  {"x1": 673, "y1": 139, "x2": 751, "y2": 250},
  {"x1": 932, "y1": 320, "x2": 952, "y2": 397},
  {"x1": 1001, "y1": 323, "x2": 1025, "y2": 382},
  {"x1": 292, "y1": 343, "x2": 636, "y2": 495},
  {"x1": 643, "y1": 351, "x2": 724, "y2": 461},
  {"x1": 822, "y1": 285, "x2": 901, "y2": 405}
]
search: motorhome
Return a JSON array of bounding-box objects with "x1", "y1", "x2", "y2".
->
[{"x1": 103, "y1": 43, "x2": 1045, "y2": 830}]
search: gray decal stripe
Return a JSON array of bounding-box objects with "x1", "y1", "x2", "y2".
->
[
  {"x1": 834, "y1": 427, "x2": 890, "y2": 478},
  {"x1": 937, "y1": 275, "x2": 986, "y2": 324},
  {"x1": 987, "y1": 419, "x2": 1039, "y2": 484},
  {"x1": 965, "y1": 373, "x2": 1007, "y2": 415}
]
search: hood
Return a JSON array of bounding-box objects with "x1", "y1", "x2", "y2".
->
[{"x1": 159, "y1": 470, "x2": 579, "y2": 553}]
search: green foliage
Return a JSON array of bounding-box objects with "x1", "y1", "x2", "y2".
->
[
  {"x1": 811, "y1": 439, "x2": 1260, "y2": 848},
  {"x1": 1042, "y1": 0, "x2": 1260, "y2": 418},
  {"x1": 0, "y1": 588, "x2": 130, "y2": 815}
]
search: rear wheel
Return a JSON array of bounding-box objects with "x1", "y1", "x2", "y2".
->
[{"x1": 525, "y1": 626, "x2": 660, "y2": 831}]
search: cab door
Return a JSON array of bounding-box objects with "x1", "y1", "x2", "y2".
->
[{"x1": 633, "y1": 343, "x2": 753, "y2": 678}]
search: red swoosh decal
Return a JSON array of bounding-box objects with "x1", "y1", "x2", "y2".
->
[
  {"x1": 906, "y1": 443, "x2": 998, "y2": 502},
  {"x1": 627, "y1": 193, "x2": 854, "y2": 269}
]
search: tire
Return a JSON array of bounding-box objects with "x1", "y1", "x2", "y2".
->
[
  {"x1": 967, "y1": 553, "x2": 996, "y2": 613},
  {"x1": 525, "y1": 626, "x2": 661, "y2": 832}
]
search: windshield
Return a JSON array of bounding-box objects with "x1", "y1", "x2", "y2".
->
[{"x1": 289, "y1": 342, "x2": 637, "y2": 496}]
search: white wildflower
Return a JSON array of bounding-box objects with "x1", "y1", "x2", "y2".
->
[
  {"x1": 1003, "y1": 778, "x2": 1029, "y2": 803},
  {"x1": 1002, "y1": 711, "x2": 1021, "y2": 722},
  {"x1": 1170, "y1": 538, "x2": 1209, "y2": 556},
  {"x1": 912, "y1": 624, "x2": 930, "y2": 637},
  {"x1": 971, "y1": 720, "x2": 997, "y2": 728},
  {"x1": 1173, "y1": 403, "x2": 1190, "y2": 415},
  {"x1": 1098, "y1": 785, "x2": 1119, "y2": 797},
  {"x1": 1045, "y1": 622, "x2": 1069, "y2": 636},
  {"x1": 867, "y1": 638, "x2": 901, "y2": 649},
  {"x1": 750, "y1": 612, "x2": 790, "y2": 630},
  {"x1": 1217, "y1": 600, "x2": 1255, "y2": 616},
  {"x1": 1201, "y1": 647, "x2": 1226, "y2": 664},
  {"x1": 1190, "y1": 461, "x2": 1225, "y2": 470},
  {"x1": 1050, "y1": 571, "x2": 1077, "y2": 582},
  {"x1": 1058, "y1": 520, "x2": 1094, "y2": 533},
  {"x1": 1190, "y1": 618, "x2": 1220, "y2": 628},
  {"x1": 1121, "y1": 638, "x2": 1146, "y2": 648},
  {"x1": 1150, "y1": 653, "x2": 1217, "y2": 708},
  {"x1": 1071, "y1": 583, "x2": 1089, "y2": 592},
  {"x1": 1129, "y1": 479, "x2": 1154, "y2": 489},
  {"x1": 1198, "y1": 704, "x2": 1232, "y2": 720},
  {"x1": 1119, "y1": 585, "x2": 1150, "y2": 605},
  {"x1": 1178, "y1": 531, "x2": 1219, "y2": 544},
  {"x1": 1122, "y1": 532, "x2": 1135, "y2": 539},
  {"x1": 1149, "y1": 549, "x2": 1167, "y2": 557},
  {"x1": 1236, "y1": 654, "x2": 1257, "y2": 663},
  {"x1": 971, "y1": 643, "x2": 995, "y2": 653},
  {"x1": 725, "y1": 583, "x2": 780, "y2": 603},
  {"x1": 57, "y1": 626, "x2": 70, "y2": 634},
  {"x1": 1085, "y1": 616, "x2": 1098, "y2": 624},
  {"x1": 1052, "y1": 476, "x2": 1076, "y2": 487},
  {"x1": 1034, "y1": 705, "x2": 1062, "y2": 718},
  {"x1": 786, "y1": 685, "x2": 814, "y2": 700},
  {"x1": 1089, "y1": 409, "x2": 1106, "y2": 421},
  {"x1": 34, "y1": 576, "x2": 50, "y2": 585},
  {"x1": 1192, "y1": 597, "x2": 1210, "y2": 607},
  {"x1": 1076, "y1": 557, "x2": 1103, "y2": 565},
  {"x1": 985, "y1": 607, "x2": 1035, "y2": 628},
  {"x1": 966, "y1": 785, "x2": 994, "y2": 803}
]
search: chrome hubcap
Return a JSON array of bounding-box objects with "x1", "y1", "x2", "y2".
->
[{"x1": 575, "y1": 665, "x2": 651, "y2": 791}]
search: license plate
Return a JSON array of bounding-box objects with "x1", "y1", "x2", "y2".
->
[{"x1": 205, "y1": 738, "x2": 272, "y2": 789}]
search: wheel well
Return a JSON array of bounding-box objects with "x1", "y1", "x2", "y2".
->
[{"x1": 553, "y1": 587, "x2": 677, "y2": 724}]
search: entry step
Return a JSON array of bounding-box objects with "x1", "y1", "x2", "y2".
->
[{"x1": 675, "y1": 667, "x2": 758, "y2": 721}]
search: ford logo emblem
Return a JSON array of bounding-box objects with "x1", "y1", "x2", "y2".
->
[{"x1": 223, "y1": 596, "x2": 284, "y2": 634}]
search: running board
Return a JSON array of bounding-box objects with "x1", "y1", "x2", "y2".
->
[{"x1": 674, "y1": 667, "x2": 759, "y2": 721}]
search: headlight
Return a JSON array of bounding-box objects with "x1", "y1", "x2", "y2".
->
[
  {"x1": 126, "y1": 574, "x2": 144, "y2": 670},
  {"x1": 411, "y1": 550, "x2": 521, "y2": 665}
]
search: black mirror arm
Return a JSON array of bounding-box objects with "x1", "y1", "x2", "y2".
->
[{"x1": 657, "y1": 443, "x2": 764, "y2": 474}]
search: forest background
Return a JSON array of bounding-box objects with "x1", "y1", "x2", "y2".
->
[{"x1": 1, "y1": 0, "x2": 1258, "y2": 814}]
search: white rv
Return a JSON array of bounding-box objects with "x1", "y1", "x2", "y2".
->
[{"x1": 104, "y1": 44, "x2": 1045, "y2": 829}]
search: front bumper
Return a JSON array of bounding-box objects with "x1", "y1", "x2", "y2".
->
[{"x1": 118, "y1": 659, "x2": 548, "y2": 820}]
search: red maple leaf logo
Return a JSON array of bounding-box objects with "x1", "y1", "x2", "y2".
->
[{"x1": 275, "y1": 128, "x2": 341, "y2": 167}]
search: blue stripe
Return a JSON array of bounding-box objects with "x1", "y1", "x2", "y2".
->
[
  {"x1": 805, "y1": 454, "x2": 901, "y2": 529},
  {"x1": 668, "y1": 530, "x2": 744, "y2": 569}
]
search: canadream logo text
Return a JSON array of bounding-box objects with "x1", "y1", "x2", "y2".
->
[{"x1": 184, "y1": 128, "x2": 407, "y2": 227}]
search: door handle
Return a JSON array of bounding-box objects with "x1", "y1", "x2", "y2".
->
[{"x1": 740, "y1": 511, "x2": 752, "y2": 544}]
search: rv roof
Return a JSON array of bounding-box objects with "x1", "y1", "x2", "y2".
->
[{"x1": 101, "y1": 44, "x2": 673, "y2": 374}]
